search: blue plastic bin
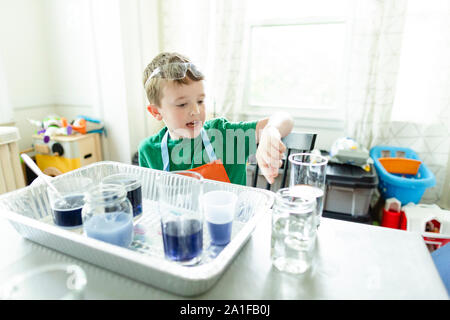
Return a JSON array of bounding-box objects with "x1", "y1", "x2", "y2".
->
[{"x1": 370, "y1": 145, "x2": 436, "y2": 205}]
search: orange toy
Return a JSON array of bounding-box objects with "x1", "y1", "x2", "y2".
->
[
  {"x1": 72, "y1": 118, "x2": 87, "y2": 134},
  {"x1": 379, "y1": 157, "x2": 422, "y2": 175}
]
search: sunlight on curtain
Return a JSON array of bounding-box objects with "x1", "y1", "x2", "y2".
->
[
  {"x1": 345, "y1": 0, "x2": 450, "y2": 205},
  {"x1": 158, "y1": 0, "x2": 247, "y2": 118},
  {"x1": 382, "y1": 0, "x2": 450, "y2": 205},
  {"x1": 345, "y1": 0, "x2": 408, "y2": 147},
  {"x1": 392, "y1": 0, "x2": 450, "y2": 125}
]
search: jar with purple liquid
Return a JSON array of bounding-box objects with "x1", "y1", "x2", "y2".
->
[
  {"x1": 82, "y1": 184, "x2": 134, "y2": 248},
  {"x1": 102, "y1": 173, "x2": 142, "y2": 218},
  {"x1": 47, "y1": 177, "x2": 93, "y2": 229}
]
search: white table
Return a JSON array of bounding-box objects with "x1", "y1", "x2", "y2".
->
[{"x1": 0, "y1": 212, "x2": 447, "y2": 300}]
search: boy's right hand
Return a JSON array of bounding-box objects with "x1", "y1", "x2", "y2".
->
[{"x1": 255, "y1": 125, "x2": 286, "y2": 184}]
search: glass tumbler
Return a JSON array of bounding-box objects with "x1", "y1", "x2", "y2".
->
[
  {"x1": 82, "y1": 184, "x2": 134, "y2": 248},
  {"x1": 271, "y1": 188, "x2": 317, "y2": 274},
  {"x1": 288, "y1": 153, "x2": 328, "y2": 227},
  {"x1": 47, "y1": 177, "x2": 93, "y2": 229},
  {"x1": 157, "y1": 171, "x2": 204, "y2": 265}
]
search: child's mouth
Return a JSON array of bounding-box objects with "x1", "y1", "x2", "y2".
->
[{"x1": 186, "y1": 121, "x2": 201, "y2": 129}]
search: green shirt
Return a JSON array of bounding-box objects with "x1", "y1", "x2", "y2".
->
[{"x1": 138, "y1": 117, "x2": 258, "y2": 186}]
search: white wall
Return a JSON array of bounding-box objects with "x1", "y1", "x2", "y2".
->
[
  {"x1": 0, "y1": 56, "x2": 14, "y2": 125},
  {"x1": 0, "y1": 0, "x2": 96, "y2": 150},
  {"x1": 13, "y1": 105, "x2": 56, "y2": 150},
  {"x1": 44, "y1": 0, "x2": 95, "y2": 107},
  {"x1": 88, "y1": 0, "x2": 164, "y2": 161},
  {"x1": 0, "y1": 0, "x2": 54, "y2": 149},
  {"x1": 0, "y1": 0, "x2": 163, "y2": 161},
  {"x1": 118, "y1": 0, "x2": 162, "y2": 156},
  {"x1": 0, "y1": 0, "x2": 53, "y2": 108}
]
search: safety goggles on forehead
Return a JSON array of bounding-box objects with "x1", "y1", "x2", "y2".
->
[{"x1": 147, "y1": 62, "x2": 204, "y2": 82}]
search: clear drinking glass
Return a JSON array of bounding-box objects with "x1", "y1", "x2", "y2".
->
[
  {"x1": 157, "y1": 171, "x2": 204, "y2": 265},
  {"x1": 271, "y1": 188, "x2": 317, "y2": 274},
  {"x1": 288, "y1": 153, "x2": 328, "y2": 227},
  {"x1": 47, "y1": 177, "x2": 93, "y2": 229},
  {"x1": 82, "y1": 184, "x2": 134, "y2": 248},
  {"x1": 0, "y1": 264, "x2": 87, "y2": 300}
]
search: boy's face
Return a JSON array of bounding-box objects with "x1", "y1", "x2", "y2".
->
[{"x1": 149, "y1": 79, "x2": 206, "y2": 140}]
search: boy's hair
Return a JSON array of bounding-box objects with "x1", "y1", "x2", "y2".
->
[{"x1": 142, "y1": 52, "x2": 205, "y2": 106}]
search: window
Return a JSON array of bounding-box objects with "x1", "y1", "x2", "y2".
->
[{"x1": 244, "y1": 0, "x2": 350, "y2": 121}]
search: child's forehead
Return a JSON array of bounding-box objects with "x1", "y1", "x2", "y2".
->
[{"x1": 162, "y1": 79, "x2": 205, "y2": 99}]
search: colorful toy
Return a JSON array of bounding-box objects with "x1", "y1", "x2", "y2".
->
[
  {"x1": 71, "y1": 118, "x2": 87, "y2": 134},
  {"x1": 329, "y1": 137, "x2": 373, "y2": 171},
  {"x1": 28, "y1": 116, "x2": 72, "y2": 143},
  {"x1": 71, "y1": 116, "x2": 104, "y2": 135},
  {"x1": 402, "y1": 203, "x2": 450, "y2": 252},
  {"x1": 381, "y1": 197, "x2": 403, "y2": 229},
  {"x1": 33, "y1": 133, "x2": 103, "y2": 176},
  {"x1": 29, "y1": 115, "x2": 104, "y2": 144}
]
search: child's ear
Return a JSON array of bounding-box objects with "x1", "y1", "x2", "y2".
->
[{"x1": 147, "y1": 104, "x2": 163, "y2": 120}]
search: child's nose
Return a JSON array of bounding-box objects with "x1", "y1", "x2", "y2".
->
[{"x1": 191, "y1": 103, "x2": 201, "y2": 115}]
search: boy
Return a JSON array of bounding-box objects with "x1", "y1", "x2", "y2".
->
[{"x1": 138, "y1": 52, "x2": 293, "y2": 186}]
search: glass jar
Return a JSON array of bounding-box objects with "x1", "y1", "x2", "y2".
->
[
  {"x1": 82, "y1": 184, "x2": 134, "y2": 248},
  {"x1": 271, "y1": 187, "x2": 317, "y2": 274},
  {"x1": 102, "y1": 173, "x2": 142, "y2": 218},
  {"x1": 47, "y1": 177, "x2": 93, "y2": 229}
]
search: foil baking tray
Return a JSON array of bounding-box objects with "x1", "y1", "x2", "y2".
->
[{"x1": 0, "y1": 161, "x2": 274, "y2": 296}]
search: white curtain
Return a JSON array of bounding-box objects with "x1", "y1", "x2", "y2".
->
[
  {"x1": 345, "y1": 0, "x2": 450, "y2": 206},
  {"x1": 158, "y1": 0, "x2": 248, "y2": 118},
  {"x1": 0, "y1": 51, "x2": 13, "y2": 125},
  {"x1": 345, "y1": 0, "x2": 408, "y2": 146}
]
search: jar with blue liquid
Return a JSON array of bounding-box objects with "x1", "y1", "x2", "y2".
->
[
  {"x1": 157, "y1": 171, "x2": 204, "y2": 265},
  {"x1": 82, "y1": 184, "x2": 134, "y2": 248},
  {"x1": 48, "y1": 177, "x2": 93, "y2": 229},
  {"x1": 102, "y1": 173, "x2": 142, "y2": 219}
]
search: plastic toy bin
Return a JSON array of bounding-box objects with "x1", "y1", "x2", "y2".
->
[
  {"x1": 323, "y1": 163, "x2": 378, "y2": 217},
  {"x1": 370, "y1": 146, "x2": 436, "y2": 205}
]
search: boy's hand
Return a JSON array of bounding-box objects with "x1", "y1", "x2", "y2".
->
[{"x1": 256, "y1": 125, "x2": 286, "y2": 184}]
